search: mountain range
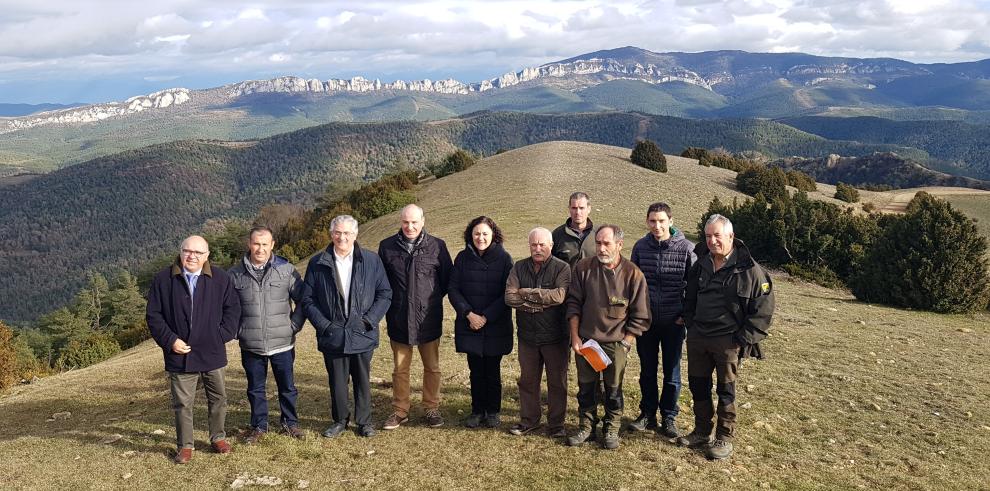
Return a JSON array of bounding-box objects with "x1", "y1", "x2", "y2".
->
[{"x1": 6, "y1": 46, "x2": 990, "y2": 175}]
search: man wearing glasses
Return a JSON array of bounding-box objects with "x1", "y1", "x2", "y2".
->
[
  {"x1": 147, "y1": 235, "x2": 241, "y2": 464},
  {"x1": 302, "y1": 215, "x2": 392, "y2": 438}
]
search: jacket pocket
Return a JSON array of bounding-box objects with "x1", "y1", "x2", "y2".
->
[
  {"x1": 606, "y1": 305, "x2": 627, "y2": 319},
  {"x1": 319, "y1": 327, "x2": 345, "y2": 352}
]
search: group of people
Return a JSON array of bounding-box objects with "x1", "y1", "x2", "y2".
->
[{"x1": 145, "y1": 192, "x2": 775, "y2": 465}]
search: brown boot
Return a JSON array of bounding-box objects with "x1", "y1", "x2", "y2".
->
[{"x1": 173, "y1": 447, "x2": 193, "y2": 464}]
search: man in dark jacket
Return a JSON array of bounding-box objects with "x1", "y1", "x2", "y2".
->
[
  {"x1": 678, "y1": 214, "x2": 775, "y2": 460},
  {"x1": 378, "y1": 204, "x2": 452, "y2": 430},
  {"x1": 505, "y1": 227, "x2": 571, "y2": 438},
  {"x1": 146, "y1": 235, "x2": 241, "y2": 464},
  {"x1": 629, "y1": 202, "x2": 696, "y2": 438},
  {"x1": 228, "y1": 226, "x2": 306, "y2": 443},
  {"x1": 551, "y1": 192, "x2": 599, "y2": 268},
  {"x1": 302, "y1": 215, "x2": 392, "y2": 438}
]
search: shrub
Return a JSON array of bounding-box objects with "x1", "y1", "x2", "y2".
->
[
  {"x1": 630, "y1": 139, "x2": 667, "y2": 172},
  {"x1": 835, "y1": 182, "x2": 860, "y2": 203},
  {"x1": 56, "y1": 333, "x2": 121, "y2": 370},
  {"x1": 430, "y1": 149, "x2": 476, "y2": 178},
  {"x1": 0, "y1": 321, "x2": 18, "y2": 390},
  {"x1": 786, "y1": 169, "x2": 818, "y2": 192},
  {"x1": 862, "y1": 202, "x2": 877, "y2": 213},
  {"x1": 736, "y1": 166, "x2": 789, "y2": 201},
  {"x1": 851, "y1": 192, "x2": 990, "y2": 313},
  {"x1": 681, "y1": 147, "x2": 708, "y2": 160}
]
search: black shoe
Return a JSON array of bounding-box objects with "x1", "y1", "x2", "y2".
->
[
  {"x1": 484, "y1": 413, "x2": 501, "y2": 428},
  {"x1": 626, "y1": 414, "x2": 657, "y2": 432},
  {"x1": 356, "y1": 424, "x2": 376, "y2": 438},
  {"x1": 657, "y1": 418, "x2": 680, "y2": 438},
  {"x1": 321, "y1": 422, "x2": 347, "y2": 438},
  {"x1": 463, "y1": 413, "x2": 483, "y2": 428}
]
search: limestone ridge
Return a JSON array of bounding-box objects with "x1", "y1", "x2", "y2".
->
[{"x1": 2, "y1": 88, "x2": 190, "y2": 132}]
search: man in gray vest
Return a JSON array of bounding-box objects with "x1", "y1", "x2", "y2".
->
[{"x1": 228, "y1": 226, "x2": 306, "y2": 443}]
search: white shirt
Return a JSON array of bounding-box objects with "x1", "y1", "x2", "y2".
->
[{"x1": 334, "y1": 248, "x2": 354, "y2": 315}]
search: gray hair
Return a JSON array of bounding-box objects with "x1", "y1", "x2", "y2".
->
[
  {"x1": 705, "y1": 214, "x2": 734, "y2": 236},
  {"x1": 569, "y1": 192, "x2": 590, "y2": 204},
  {"x1": 597, "y1": 224, "x2": 624, "y2": 242},
  {"x1": 528, "y1": 227, "x2": 553, "y2": 243},
  {"x1": 330, "y1": 215, "x2": 359, "y2": 233}
]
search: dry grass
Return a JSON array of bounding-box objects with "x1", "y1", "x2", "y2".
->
[{"x1": 3, "y1": 142, "x2": 989, "y2": 490}]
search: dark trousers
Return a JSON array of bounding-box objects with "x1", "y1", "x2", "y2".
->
[
  {"x1": 168, "y1": 368, "x2": 226, "y2": 449},
  {"x1": 517, "y1": 339, "x2": 570, "y2": 430},
  {"x1": 467, "y1": 354, "x2": 503, "y2": 415},
  {"x1": 322, "y1": 350, "x2": 374, "y2": 426},
  {"x1": 241, "y1": 349, "x2": 299, "y2": 431},
  {"x1": 637, "y1": 320, "x2": 686, "y2": 421},
  {"x1": 574, "y1": 340, "x2": 628, "y2": 426},
  {"x1": 686, "y1": 332, "x2": 739, "y2": 440}
]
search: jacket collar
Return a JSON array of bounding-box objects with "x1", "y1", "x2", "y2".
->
[
  {"x1": 562, "y1": 218, "x2": 594, "y2": 239},
  {"x1": 694, "y1": 238, "x2": 754, "y2": 272},
  {"x1": 172, "y1": 258, "x2": 213, "y2": 277},
  {"x1": 317, "y1": 243, "x2": 364, "y2": 268},
  {"x1": 466, "y1": 241, "x2": 505, "y2": 262}
]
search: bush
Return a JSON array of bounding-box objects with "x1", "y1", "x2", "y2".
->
[
  {"x1": 681, "y1": 147, "x2": 708, "y2": 160},
  {"x1": 851, "y1": 192, "x2": 990, "y2": 313},
  {"x1": 736, "y1": 166, "x2": 789, "y2": 202},
  {"x1": 430, "y1": 149, "x2": 476, "y2": 178},
  {"x1": 0, "y1": 321, "x2": 19, "y2": 390},
  {"x1": 835, "y1": 182, "x2": 860, "y2": 203},
  {"x1": 630, "y1": 139, "x2": 667, "y2": 172},
  {"x1": 862, "y1": 202, "x2": 877, "y2": 213},
  {"x1": 56, "y1": 333, "x2": 121, "y2": 370},
  {"x1": 786, "y1": 169, "x2": 818, "y2": 192}
]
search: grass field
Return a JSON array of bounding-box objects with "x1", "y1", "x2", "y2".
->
[
  {"x1": 943, "y1": 193, "x2": 990, "y2": 239},
  {"x1": 2, "y1": 142, "x2": 989, "y2": 490}
]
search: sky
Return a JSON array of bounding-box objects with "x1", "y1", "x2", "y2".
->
[{"x1": 3, "y1": 0, "x2": 990, "y2": 104}]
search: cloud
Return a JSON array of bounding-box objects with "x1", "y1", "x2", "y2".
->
[{"x1": 0, "y1": 0, "x2": 989, "y2": 103}]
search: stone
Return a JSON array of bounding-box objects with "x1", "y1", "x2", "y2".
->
[
  {"x1": 741, "y1": 402, "x2": 752, "y2": 409},
  {"x1": 152, "y1": 429, "x2": 166, "y2": 436},
  {"x1": 366, "y1": 450, "x2": 375, "y2": 456},
  {"x1": 298, "y1": 481, "x2": 310, "y2": 489},
  {"x1": 121, "y1": 451, "x2": 136, "y2": 458},
  {"x1": 870, "y1": 403, "x2": 882, "y2": 411},
  {"x1": 856, "y1": 320, "x2": 866, "y2": 325},
  {"x1": 746, "y1": 385, "x2": 756, "y2": 393},
  {"x1": 827, "y1": 308, "x2": 838, "y2": 312},
  {"x1": 369, "y1": 377, "x2": 385, "y2": 385},
  {"x1": 122, "y1": 473, "x2": 133, "y2": 480},
  {"x1": 958, "y1": 328, "x2": 973, "y2": 333},
  {"x1": 674, "y1": 466, "x2": 684, "y2": 473},
  {"x1": 102, "y1": 434, "x2": 124, "y2": 444},
  {"x1": 51, "y1": 411, "x2": 71, "y2": 420}
]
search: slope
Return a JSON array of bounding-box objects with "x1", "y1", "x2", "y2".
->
[{"x1": 1, "y1": 142, "x2": 988, "y2": 490}]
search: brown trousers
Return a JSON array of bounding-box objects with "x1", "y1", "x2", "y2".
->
[
  {"x1": 390, "y1": 339, "x2": 441, "y2": 416},
  {"x1": 686, "y1": 332, "x2": 739, "y2": 440},
  {"x1": 516, "y1": 339, "x2": 570, "y2": 431},
  {"x1": 168, "y1": 368, "x2": 227, "y2": 449}
]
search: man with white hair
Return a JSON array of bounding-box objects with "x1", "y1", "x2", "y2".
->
[
  {"x1": 147, "y1": 235, "x2": 241, "y2": 464},
  {"x1": 679, "y1": 214, "x2": 775, "y2": 460},
  {"x1": 504, "y1": 227, "x2": 572, "y2": 438},
  {"x1": 302, "y1": 215, "x2": 392, "y2": 438},
  {"x1": 564, "y1": 225, "x2": 650, "y2": 450}
]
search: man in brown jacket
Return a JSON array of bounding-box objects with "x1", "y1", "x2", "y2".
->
[
  {"x1": 565, "y1": 225, "x2": 651, "y2": 449},
  {"x1": 505, "y1": 227, "x2": 571, "y2": 438}
]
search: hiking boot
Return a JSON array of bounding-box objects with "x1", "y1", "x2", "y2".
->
[
  {"x1": 211, "y1": 439, "x2": 232, "y2": 454},
  {"x1": 424, "y1": 409, "x2": 444, "y2": 428},
  {"x1": 356, "y1": 424, "x2": 376, "y2": 438},
  {"x1": 706, "y1": 438, "x2": 733, "y2": 460},
  {"x1": 173, "y1": 447, "x2": 193, "y2": 464},
  {"x1": 508, "y1": 423, "x2": 539, "y2": 436},
  {"x1": 243, "y1": 427, "x2": 266, "y2": 445},
  {"x1": 676, "y1": 429, "x2": 713, "y2": 448},
  {"x1": 657, "y1": 418, "x2": 680, "y2": 439},
  {"x1": 281, "y1": 424, "x2": 305, "y2": 440},
  {"x1": 463, "y1": 413, "x2": 483, "y2": 428},
  {"x1": 321, "y1": 422, "x2": 346, "y2": 438},
  {"x1": 382, "y1": 413, "x2": 408, "y2": 431},
  {"x1": 566, "y1": 423, "x2": 597, "y2": 446},
  {"x1": 601, "y1": 424, "x2": 620, "y2": 450},
  {"x1": 484, "y1": 413, "x2": 501, "y2": 428},
  {"x1": 626, "y1": 414, "x2": 657, "y2": 432}
]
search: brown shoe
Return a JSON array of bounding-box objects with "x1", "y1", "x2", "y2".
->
[
  {"x1": 243, "y1": 428, "x2": 265, "y2": 445},
  {"x1": 282, "y1": 424, "x2": 306, "y2": 440},
  {"x1": 173, "y1": 447, "x2": 193, "y2": 464},
  {"x1": 382, "y1": 412, "x2": 408, "y2": 431},
  {"x1": 211, "y1": 439, "x2": 232, "y2": 454}
]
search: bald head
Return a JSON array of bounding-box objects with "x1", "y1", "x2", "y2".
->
[
  {"x1": 400, "y1": 204, "x2": 425, "y2": 240},
  {"x1": 528, "y1": 227, "x2": 553, "y2": 263},
  {"x1": 180, "y1": 235, "x2": 209, "y2": 272}
]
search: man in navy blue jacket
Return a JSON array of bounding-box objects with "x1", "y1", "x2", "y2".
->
[
  {"x1": 302, "y1": 215, "x2": 392, "y2": 438},
  {"x1": 147, "y1": 235, "x2": 241, "y2": 464},
  {"x1": 629, "y1": 203, "x2": 696, "y2": 439}
]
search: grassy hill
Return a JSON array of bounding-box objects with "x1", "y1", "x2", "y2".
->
[{"x1": 2, "y1": 142, "x2": 988, "y2": 490}]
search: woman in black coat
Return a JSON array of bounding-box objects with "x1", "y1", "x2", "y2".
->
[{"x1": 448, "y1": 216, "x2": 514, "y2": 428}]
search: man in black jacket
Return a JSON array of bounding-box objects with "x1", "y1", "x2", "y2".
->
[
  {"x1": 551, "y1": 192, "x2": 598, "y2": 268},
  {"x1": 679, "y1": 214, "x2": 775, "y2": 460},
  {"x1": 378, "y1": 204, "x2": 453, "y2": 430},
  {"x1": 629, "y1": 202, "x2": 696, "y2": 438},
  {"x1": 146, "y1": 235, "x2": 241, "y2": 464},
  {"x1": 302, "y1": 215, "x2": 392, "y2": 438}
]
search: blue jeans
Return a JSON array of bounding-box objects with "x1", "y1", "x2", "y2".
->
[
  {"x1": 636, "y1": 320, "x2": 686, "y2": 421},
  {"x1": 241, "y1": 349, "x2": 299, "y2": 431}
]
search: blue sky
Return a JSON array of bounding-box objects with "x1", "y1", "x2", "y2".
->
[{"x1": 3, "y1": 0, "x2": 990, "y2": 104}]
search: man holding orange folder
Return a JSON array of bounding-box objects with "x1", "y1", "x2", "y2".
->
[{"x1": 565, "y1": 225, "x2": 651, "y2": 450}]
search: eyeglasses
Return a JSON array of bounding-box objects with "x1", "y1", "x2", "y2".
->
[
  {"x1": 331, "y1": 231, "x2": 355, "y2": 237},
  {"x1": 181, "y1": 249, "x2": 208, "y2": 257}
]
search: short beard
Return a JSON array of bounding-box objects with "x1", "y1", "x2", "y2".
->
[{"x1": 597, "y1": 254, "x2": 613, "y2": 264}]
